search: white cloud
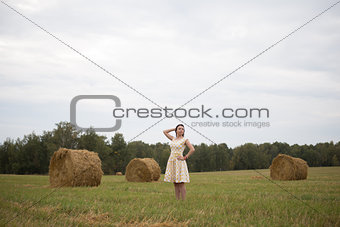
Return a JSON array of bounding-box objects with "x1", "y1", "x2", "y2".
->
[{"x1": 0, "y1": 0, "x2": 339, "y2": 147}]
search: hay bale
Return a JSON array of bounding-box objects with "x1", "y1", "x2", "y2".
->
[
  {"x1": 49, "y1": 148, "x2": 103, "y2": 187},
  {"x1": 270, "y1": 154, "x2": 308, "y2": 180},
  {"x1": 125, "y1": 158, "x2": 161, "y2": 182},
  {"x1": 116, "y1": 172, "x2": 123, "y2": 176}
]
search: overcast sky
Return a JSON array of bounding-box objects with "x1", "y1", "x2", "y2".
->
[{"x1": 1, "y1": 0, "x2": 340, "y2": 148}]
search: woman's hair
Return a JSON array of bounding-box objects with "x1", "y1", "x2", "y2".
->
[{"x1": 175, "y1": 124, "x2": 185, "y2": 137}]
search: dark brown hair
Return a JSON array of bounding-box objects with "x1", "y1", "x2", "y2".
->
[{"x1": 175, "y1": 124, "x2": 185, "y2": 137}]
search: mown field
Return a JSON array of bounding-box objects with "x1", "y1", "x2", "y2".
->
[{"x1": 0, "y1": 167, "x2": 339, "y2": 226}]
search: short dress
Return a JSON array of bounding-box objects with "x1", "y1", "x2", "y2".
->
[{"x1": 164, "y1": 137, "x2": 190, "y2": 183}]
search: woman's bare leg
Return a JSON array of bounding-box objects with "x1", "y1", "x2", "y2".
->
[
  {"x1": 174, "y1": 183, "x2": 180, "y2": 200},
  {"x1": 179, "y1": 183, "x2": 186, "y2": 200}
]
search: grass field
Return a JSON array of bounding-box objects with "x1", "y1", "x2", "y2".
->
[{"x1": 0, "y1": 167, "x2": 339, "y2": 226}]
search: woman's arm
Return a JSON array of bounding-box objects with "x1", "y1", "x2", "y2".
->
[
  {"x1": 163, "y1": 128, "x2": 175, "y2": 141},
  {"x1": 184, "y1": 139, "x2": 195, "y2": 159},
  {"x1": 178, "y1": 139, "x2": 195, "y2": 160}
]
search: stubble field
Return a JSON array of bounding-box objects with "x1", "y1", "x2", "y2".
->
[{"x1": 0, "y1": 167, "x2": 339, "y2": 226}]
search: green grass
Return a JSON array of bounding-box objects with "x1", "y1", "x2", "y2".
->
[{"x1": 0, "y1": 167, "x2": 339, "y2": 226}]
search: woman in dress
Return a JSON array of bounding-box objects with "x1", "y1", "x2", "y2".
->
[{"x1": 163, "y1": 124, "x2": 195, "y2": 200}]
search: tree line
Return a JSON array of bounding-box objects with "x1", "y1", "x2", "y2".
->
[{"x1": 0, "y1": 121, "x2": 339, "y2": 175}]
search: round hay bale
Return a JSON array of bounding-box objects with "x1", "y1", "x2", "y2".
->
[
  {"x1": 270, "y1": 154, "x2": 308, "y2": 180},
  {"x1": 49, "y1": 148, "x2": 103, "y2": 187},
  {"x1": 125, "y1": 158, "x2": 161, "y2": 182},
  {"x1": 116, "y1": 172, "x2": 123, "y2": 176}
]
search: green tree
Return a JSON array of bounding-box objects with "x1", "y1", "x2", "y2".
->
[
  {"x1": 110, "y1": 133, "x2": 128, "y2": 174},
  {"x1": 232, "y1": 143, "x2": 260, "y2": 170},
  {"x1": 78, "y1": 128, "x2": 100, "y2": 151},
  {"x1": 331, "y1": 154, "x2": 340, "y2": 166},
  {"x1": 217, "y1": 143, "x2": 233, "y2": 171},
  {"x1": 111, "y1": 133, "x2": 127, "y2": 152},
  {"x1": 20, "y1": 133, "x2": 47, "y2": 174},
  {"x1": 52, "y1": 122, "x2": 79, "y2": 149},
  {"x1": 0, "y1": 139, "x2": 17, "y2": 173}
]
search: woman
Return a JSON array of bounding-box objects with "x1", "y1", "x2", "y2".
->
[{"x1": 163, "y1": 124, "x2": 195, "y2": 200}]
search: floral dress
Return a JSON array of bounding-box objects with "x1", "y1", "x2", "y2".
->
[{"x1": 164, "y1": 137, "x2": 190, "y2": 183}]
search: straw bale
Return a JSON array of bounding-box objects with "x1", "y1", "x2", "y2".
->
[
  {"x1": 49, "y1": 148, "x2": 103, "y2": 187},
  {"x1": 125, "y1": 158, "x2": 161, "y2": 182},
  {"x1": 270, "y1": 154, "x2": 308, "y2": 180}
]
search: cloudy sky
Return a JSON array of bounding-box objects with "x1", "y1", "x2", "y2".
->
[{"x1": 1, "y1": 0, "x2": 339, "y2": 148}]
